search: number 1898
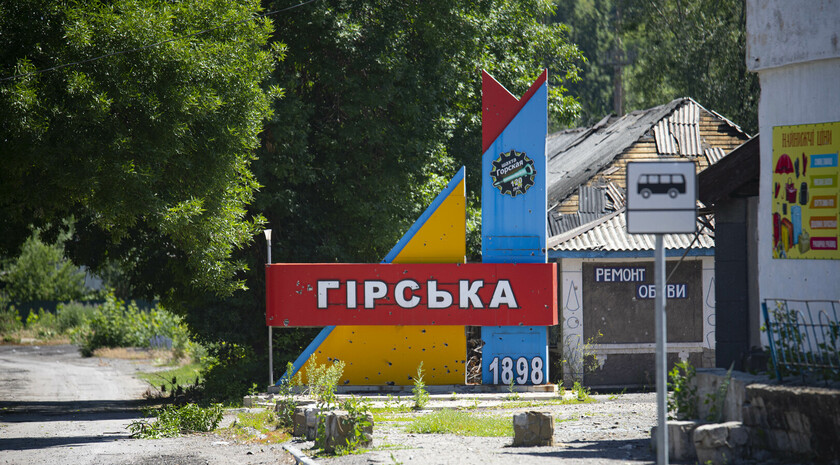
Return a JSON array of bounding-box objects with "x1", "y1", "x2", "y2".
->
[{"x1": 487, "y1": 356, "x2": 544, "y2": 385}]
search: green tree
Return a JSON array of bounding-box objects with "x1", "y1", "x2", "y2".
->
[
  {"x1": 259, "y1": 0, "x2": 583, "y2": 265},
  {"x1": 620, "y1": 0, "x2": 758, "y2": 133},
  {"x1": 186, "y1": 0, "x2": 584, "y2": 396},
  {"x1": 0, "y1": 0, "x2": 277, "y2": 308},
  {"x1": 0, "y1": 234, "x2": 87, "y2": 302},
  {"x1": 554, "y1": 0, "x2": 629, "y2": 125}
]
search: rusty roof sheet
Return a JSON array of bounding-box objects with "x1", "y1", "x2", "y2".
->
[{"x1": 547, "y1": 209, "x2": 715, "y2": 252}]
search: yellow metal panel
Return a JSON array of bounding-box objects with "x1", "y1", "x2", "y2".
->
[
  {"x1": 301, "y1": 172, "x2": 467, "y2": 385},
  {"x1": 300, "y1": 326, "x2": 465, "y2": 385},
  {"x1": 393, "y1": 178, "x2": 466, "y2": 264}
]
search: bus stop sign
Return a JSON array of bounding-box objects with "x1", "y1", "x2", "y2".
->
[{"x1": 626, "y1": 161, "x2": 697, "y2": 234}]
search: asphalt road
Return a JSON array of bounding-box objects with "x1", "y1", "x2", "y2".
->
[{"x1": 0, "y1": 344, "x2": 293, "y2": 465}]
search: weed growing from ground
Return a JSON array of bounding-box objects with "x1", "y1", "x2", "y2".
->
[
  {"x1": 505, "y1": 376, "x2": 521, "y2": 401},
  {"x1": 128, "y1": 403, "x2": 223, "y2": 438},
  {"x1": 573, "y1": 381, "x2": 591, "y2": 402},
  {"x1": 667, "y1": 360, "x2": 698, "y2": 420},
  {"x1": 411, "y1": 362, "x2": 429, "y2": 410}
]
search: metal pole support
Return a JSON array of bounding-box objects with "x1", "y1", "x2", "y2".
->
[{"x1": 655, "y1": 234, "x2": 668, "y2": 465}]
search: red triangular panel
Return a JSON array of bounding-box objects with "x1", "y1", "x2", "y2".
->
[{"x1": 481, "y1": 69, "x2": 547, "y2": 153}]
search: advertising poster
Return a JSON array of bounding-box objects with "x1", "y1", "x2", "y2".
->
[{"x1": 772, "y1": 122, "x2": 840, "y2": 259}]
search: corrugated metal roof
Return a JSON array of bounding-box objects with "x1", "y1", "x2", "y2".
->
[
  {"x1": 654, "y1": 100, "x2": 702, "y2": 156},
  {"x1": 545, "y1": 97, "x2": 747, "y2": 237},
  {"x1": 578, "y1": 185, "x2": 606, "y2": 214},
  {"x1": 704, "y1": 147, "x2": 726, "y2": 165},
  {"x1": 605, "y1": 181, "x2": 626, "y2": 209},
  {"x1": 547, "y1": 209, "x2": 715, "y2": 252},
  {"x1": 547, "y1": 99, "x2": 685, "y2": 207}
]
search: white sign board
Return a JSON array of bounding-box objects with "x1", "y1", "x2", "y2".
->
[{"x1": 626, "y1": 161, "x2": 697, "y2": 234}]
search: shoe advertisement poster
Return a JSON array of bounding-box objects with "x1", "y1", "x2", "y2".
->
[{"x1": 772, "y1": 122, "x2": 840, "y2": 259}]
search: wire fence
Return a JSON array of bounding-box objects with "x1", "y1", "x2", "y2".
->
[{"x1": 762, "y1": 299, "x2": 840, "y2": 383}]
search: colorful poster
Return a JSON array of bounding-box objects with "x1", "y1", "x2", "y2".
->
[{"x1": 772, "y1": 122, "x2": 840, "y2": 259}]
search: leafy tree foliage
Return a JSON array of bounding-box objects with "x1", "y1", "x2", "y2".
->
[
  {"x1": 553, "y1": 0, "x2": 627, "y2": 126},
  {"x1": 553, "y1": 0, "x2": 758, "y2": 134},
  {"x1": 0, "y1": 0, "x2": 277, "y2": 307},
  {"x1": 621, "y1": 0, "x2": 758, "y2": 133},
  {"x1": 259, "y1": 0, "x2": 583, "y2": 265},
  {"x1": 0, "y1": 234, "x2": 87, "y2": 302}
]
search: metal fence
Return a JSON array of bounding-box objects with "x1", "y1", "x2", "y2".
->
[{"x1": 762, "y1": 299, "x2": 840, "y2": 382}]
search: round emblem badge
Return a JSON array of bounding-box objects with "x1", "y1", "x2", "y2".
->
[{"x1": 490, "y1": 150, "x2": 536, "y2": 197}]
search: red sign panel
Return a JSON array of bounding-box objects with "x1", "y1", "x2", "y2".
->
[{"x1": 266, "y1": 263, "x2": 557, "y2": 327}]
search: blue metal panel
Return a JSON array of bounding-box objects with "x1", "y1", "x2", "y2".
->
[
  {"x1": 481, "y1": 82, "x2": 548, "y2": 264},
  {"x1": 481, "y1": 326, "x2": 548, "y2": 385}
]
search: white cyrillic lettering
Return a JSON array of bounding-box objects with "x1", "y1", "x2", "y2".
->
[
  {"x1": 489, "y1": 280, "x2": 518, "y2": 308},
  {"x1": 364, "y1": 281, "x2": 388, "y2": 308},
  {"x1": 318, "y1": 280, "x2": 340, "y2": 309},
  {"x1": 595, "y1": 268, "x2": 604, "y2": 281},
  {"x1": 346, "y1": 280, "x2": 357, "y2": 308},
  {"x1": 395, "y1": 280, "x2": 421, "y2": 308},
  {"x1": 427, "y1": 280, "x2": 453, "y2": 309},
  {"x1": 459, "y1": 280, "x2": 484, "y2": 308}
]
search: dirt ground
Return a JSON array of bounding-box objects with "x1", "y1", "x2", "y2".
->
[{"x1": 0, "y1": 343, "x2": 664, "y2": 465}]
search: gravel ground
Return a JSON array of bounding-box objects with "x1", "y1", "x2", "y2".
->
[{"x1": 286, "y1": 391, "x2": 660, "y2": 465}]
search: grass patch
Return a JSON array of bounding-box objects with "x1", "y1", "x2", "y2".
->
[
  {"x1": 371, "y1": 410, "x2": 414, "y2": 423},
  {"x1": 405, "y1": 409, "x2": 512, "y2": 437},
  {"x1": 221, "y1": 409, "x2": 290, "y2": 444},
  {"x1": 138, "y1": 362, "x2": 202, "y2": 396}
]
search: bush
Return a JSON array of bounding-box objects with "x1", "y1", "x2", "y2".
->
[
  {"x1": 200, "y1": 342, "x2": 262, "y2": 404},
  {"x1": 129, "y1": 403, "x2": 224, "y2": 439},
  {"x1": 0, "y1": 234, "x2": 87, "y2": 302},
  {"x1": 0, "y1": 305, "x2": 23, "y2": 336},
  {"x1": 73, "y1": 295, "x2": 192, "y2": 357},
  {"x1": 56, "y1": 302, "x2": 98, "y2": 333}
]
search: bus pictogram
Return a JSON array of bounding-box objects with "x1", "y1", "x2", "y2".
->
[{"x1": 637, "y1": 173, "x2": 686, "y2": 199}]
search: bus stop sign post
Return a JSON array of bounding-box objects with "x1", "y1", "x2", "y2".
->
[{"x1": 626, "y1": 161, "x2": 698, "y2": 465}]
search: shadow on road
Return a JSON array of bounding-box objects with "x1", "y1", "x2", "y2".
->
[
  {"x1": 0, "y1": 432, "x2": 134, "y2": 451},
  {"x1": 0, "y1": 398, "x2": 155, "y2": 421},
  {"x1": 499, "y1": 438, "x2": 653, "y2": 463}
]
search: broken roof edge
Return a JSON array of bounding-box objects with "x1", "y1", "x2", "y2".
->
[
  {"x1": 547, "y1": 98, "x2": 687, "y2": 205},
  {"x1": 546, "y1": 207, "x2": 715, "y2": 252},
  {"x1": 546, "y1": 209, "x2": 624, "y2": 250},
  {"x1": 681, "y1": 96, "x2": 750, "y2": 138}
]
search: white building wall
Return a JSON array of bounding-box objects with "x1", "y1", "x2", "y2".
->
[{"x1": 748, "y1": 0, "x2": 840, "y2": 303}]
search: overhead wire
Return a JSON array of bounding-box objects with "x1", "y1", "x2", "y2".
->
[{"x1": 0, "y1": 0, "x2": 319, "y2": 83}]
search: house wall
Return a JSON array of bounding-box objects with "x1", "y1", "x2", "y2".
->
[
  {"x1": 715, "y1": 197, "x2": 763, "y2": 371},
  {"x1": 559, "y1": 255, "x2": 715, "y2": 388},
  {"x1": 747, "y1": 0, "x2": 840, "y2": 306},
  {"x1": 557, "y1": 111, "x2": 748, "y2": 215}
]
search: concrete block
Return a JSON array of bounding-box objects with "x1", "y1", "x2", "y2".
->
[
  {"x1": 693, "y1": 421, "x2": 749, "y2": 464},
  {"x1": 315, "y1": 410, "x2": 374, "y2": 454},
  {"x1": 694, "y1": 369, "x2": 766, "y2": 423},
  {"x1": 512, "y1": 411, "x2": 555, "y2": 447},
  {"x1": 292, "y1": 406, "x2": 321, "y2": 439},
  {"x1": 650, "y1": 420, "x2": 701, "y2": 461}
]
